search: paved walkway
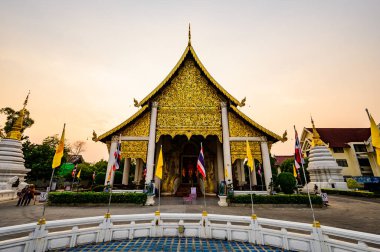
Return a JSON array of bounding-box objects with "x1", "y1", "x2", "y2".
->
[{"x1": 1, "y1": 195, "x2": 379, "y2": 234}]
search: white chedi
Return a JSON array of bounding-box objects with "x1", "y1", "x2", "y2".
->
[
  {"x1": 0, "y1": 139, "x2": 30, "y2": 185},
  {"x1": 304, "y1": 145, "x2": 348, "y2": 190}
]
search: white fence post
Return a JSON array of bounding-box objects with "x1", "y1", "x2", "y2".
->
[
  {"x1": 25, "y1": 218, "x2": 48, "y2": 252},
  {"x1": 69, "y1": 226, "x2": 78, "y2": 248},
  {"x1": 250, "y1": 214, "x2": 262, "y2": 245},
  {"x1": 200, "y1": 211, "x2": 208, "y2": 238},
  {"x1": 97, "y1": 213, "x2": 113, "y2": 243},
  {"x1": 311, "y1": 221, "x2": 327, "y2": 252},
  {"x1": 151, "y1": 211, "x2": 162, "y2": 237}
]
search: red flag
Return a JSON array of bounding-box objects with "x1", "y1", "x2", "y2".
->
[
  {"x1": 294, "y1": 127, "x2": 304, "y2": 171},
  {"x1": 197, "y1": 144, "x2": 206, "y2": 178},
  {"x1": 112, "y1": 142, "x2": 121, "y2": 171},
  {"x1": 72, "y1": 164, "x2": 77, "y2": 178}
]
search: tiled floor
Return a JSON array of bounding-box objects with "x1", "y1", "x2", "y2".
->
[{"x1": 58, "y1": 237, "x2": 289, "y2": 251}]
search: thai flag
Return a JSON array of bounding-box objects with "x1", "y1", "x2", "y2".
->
[
  {"x1": 112, "y1": 142, "x2": 121, "y2": 171},
  {"x1": 294, "y1": 128, "x2": 304, "y2": 170},
  {"x1": 197, "y1": 144, "x2": 206, "y2": 178}
]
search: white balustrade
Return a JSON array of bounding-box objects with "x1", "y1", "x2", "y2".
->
[{"x1": 0, "y1": 213, "x2": 378, "y2": 252}]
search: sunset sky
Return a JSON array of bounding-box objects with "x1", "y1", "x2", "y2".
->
[{"x1": 1, "y1": 1, "x2": 379, "y2": 163}]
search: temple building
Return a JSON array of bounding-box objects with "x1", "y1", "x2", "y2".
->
[
  {"x1": 95, "y1": 29, "x2": 285, "y2": 195},
  {"x1": 301, "y1": 127, "x2": 380, "y2": 178}
]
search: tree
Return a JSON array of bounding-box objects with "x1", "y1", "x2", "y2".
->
[
  {"x1": 70, "y1": 141, "x2": 86, "y2": 156},
  {"x1": 278, "y1": 172, "x2": 296, "y2": 194},
  {"x1": 0, "y1": 107, "x2": 34, "y2": 135},
  {"x1": 280, "y1": 158, "x2": 294, "y2": 173},
  {"x1": 23, "y1": 136, "x2": 70, "y2": 185},
  {"x1": 279, "y1": 158, "x2": 310, "y2": 186}
]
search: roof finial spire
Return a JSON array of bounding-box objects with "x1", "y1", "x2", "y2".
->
[
  {"x1": 23, "y1": 90, "x2": 30, "y2": 109},
  {"x1": 311, "y1": 115, "x2": 323, "y2": 146},
  {"x1": 188, "y1": 23, "x2": 191, "y2": 46},
  {"x1": 6, "y1": 91, "x2": 31, "y2": 140}
]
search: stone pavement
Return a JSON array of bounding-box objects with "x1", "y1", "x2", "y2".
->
[{"x1": 0, "y1": 195, "x2": 379, "y2": 234}]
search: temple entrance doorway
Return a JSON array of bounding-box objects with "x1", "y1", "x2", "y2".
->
[{"x1": 180, "y1": 155, "x2": 198, "y2": 185}]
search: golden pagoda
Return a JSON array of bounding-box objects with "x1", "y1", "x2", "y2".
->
[{"x1": 95, "y1": 27, "x2": 284, "y2": 196}]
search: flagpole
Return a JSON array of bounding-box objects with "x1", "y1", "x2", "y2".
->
[
  {"x1": 41, "y1": 166, "x2": 56, "y2": 219},
  {"x1": 158, "y1": 178, "x2": 161, "y2": 212},
  {"x1": 201, "y1": 142, "x2": 206, "y2": 211},
  {"x1": 294, "y1": 125, "x2": 316, "y2": 224},
  {"x1": 40, "y1": 123, "x2": 65, "y2": 223},
  {"x1": 71, "y1": 173, "x2": 75, "y2": 191},
  {"x1": 248, "y1": 164, "x2": 254, "y2": 216}
]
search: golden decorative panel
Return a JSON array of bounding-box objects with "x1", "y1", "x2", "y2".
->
[
  {"x1": 121, "y1": 141, "x2": 148, "y2": 163},
  {"x1": 229, "y1": 111, "x2": 261, "y2": 138},
  {"x1": 230, "y1": 141, "x2": 262, "y2": 164},
  {"x1": 155, "y1": 59, "x2": 223, "y2": 141},
  {"x1": 121, "y1": 111, "x2": 150, "y2": 137}
]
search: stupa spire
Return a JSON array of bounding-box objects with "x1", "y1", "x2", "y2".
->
[
  {"x1": 311, "y1": 116, "x2": 324, "y2": 146},
  {"x1": 6, "y1": 91, "x2": 30, "y2": 140},
  {"x1": 188, "y1": 23, "x2": 191, "y2": 46}
]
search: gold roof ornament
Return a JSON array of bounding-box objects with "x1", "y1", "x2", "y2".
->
[
  {"x1": 6, "y1": 91, "x2": 30, "y2": 140},
  {"x1": 238, "y1": 97, "x2": 246, "y2": 107},
  {"x1": 311, "y1": 116, "x2": 324, "y2": 146},
  {"x1": 188, "y1": 23, "x2": 191, "y2": 46}
]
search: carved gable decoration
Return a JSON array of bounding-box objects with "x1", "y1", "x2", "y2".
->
[
  {"x1": 229, "y1": 111, "x2": 261, "y2": 137},
  {"x1": 121, "y1": 111, "x2": 150, "y2": 137},
  {"x1": 155, "y1": 58, "x2": 223, "y2": 141}
]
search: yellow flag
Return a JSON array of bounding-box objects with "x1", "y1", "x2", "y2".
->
[
  {"x1": 293, "y1": 165, "x2": 297, "y2": 178},
  {"x1": 52, "y1": 124, "x2": 65, "y2": 169},
  {"x1": 225, "y1": 167, "x2": 229, "y2": 179},
  {"x1": 76, "y1": 169, "x2": 81, "y2": 179},
  {"x1": 369, "y1": 114, "x2": 380, "y2": 148},
  {"x1": 369, "y1": 113, "x2": 380, "y2": 165},
  {"x1": 246, "y1": 140, "x2": 254, "y2": 172},
  {"x1": 155, "y1": 146, "x2": 163, "y2": 179}
]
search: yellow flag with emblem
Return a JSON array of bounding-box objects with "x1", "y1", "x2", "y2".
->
[
  {"x1": 246, "y1": 140, "x2": 254, "y2": 172},
  {"x1": 369, "y1": 112, "x2": 380, "y2": 165},
  {"x1": 155, "y1": 145, "x2": 163, "y2": 179},
  {"x1": 52, "y1": 124, "x2": 65, "y2": 169}
]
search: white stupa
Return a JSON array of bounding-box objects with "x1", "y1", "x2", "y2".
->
[
  {"x1": 0, "y1": 93, "x2": 30, "y2": 200},
  {"x1": 303, "y1": 118, "x2": 348, "y2": 191}
]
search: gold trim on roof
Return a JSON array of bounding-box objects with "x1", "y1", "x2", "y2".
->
[
  {"x1": 97, "y1": 105, "x2": 149, "y2": 142},
  {"x1": 230, "y1": 106, "x2": 282, "y2": 142},
  {"x1": 137, "y1": 45, "x2": 241, "y2": 107}
]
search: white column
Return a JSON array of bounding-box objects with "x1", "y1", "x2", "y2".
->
[
  {"x1": 104, "y1": 137, "x2": 118, "y2": 186},
  {"x1": 139, "y1": 159, "x2": 145, "y2": 184},
  {"x1": 221, "y1": 102, "x2": 233, "y2": 184},
  {"x1": 261, "y1": 141, "x2": 272, "y2": 192},
  {"x1": 236, "y1": 160, "x2": 242, "y2": 186},
  {"x1": 216, "y1": 141, "x2": 224, "y2": 182},
  {"x1": 134, "y1": 158, "x2": 140, "y2": 184},
  {"x1": 146, "y1": 102, "x2": 158, "y2": 183},
  {"x1": 122, "y1": 158, "x2": 131, "y2": 185},
  {"x1": 240, "y1": 160, "x2": 246, "y2": 185}
]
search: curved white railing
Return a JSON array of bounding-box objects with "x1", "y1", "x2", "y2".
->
[{"x1": 0, "y1": 213, "x2": 379, "y2": 252}]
